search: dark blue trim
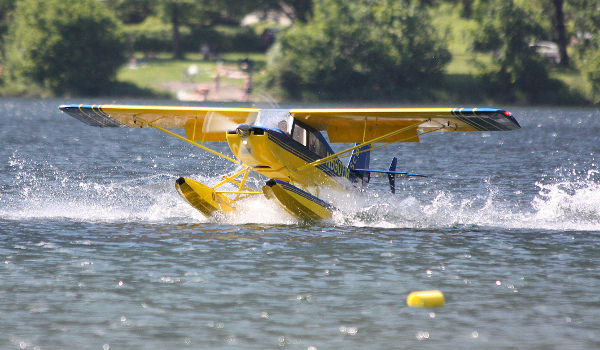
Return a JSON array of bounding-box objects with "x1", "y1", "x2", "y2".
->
[
  {"x1": 264, "y1": 128, "x2": 348, "y2": 180},
  {"x1": 450, "y1": 108, "x2": 520, "y2": 131},
  {"x1": 59, "y1": 104, "x2": 124, "y2": 127},
  {"x1": 267, "y1": 179, "x2": 334, "y2": 210}
]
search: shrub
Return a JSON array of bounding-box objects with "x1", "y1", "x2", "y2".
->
[
  {"x1": 261, "y1": 0, "x2": 451, "y2": 101},
  {"x1": 580, "y1": 38, "x2": 600, "y2": 104},
  {"x1": 123, "y1": 19, "x2": 264, "y2": 55},
  {"x1": 472, "y1": 0, "x2": 555, "y2": 103},
  {"x1": 4, "y1": 0, "x2": 126, "y2": 96}
]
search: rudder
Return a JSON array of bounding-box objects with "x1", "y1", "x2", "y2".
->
[{"x1": 347, "y1": 143, "x2": 371, "y2": 187}]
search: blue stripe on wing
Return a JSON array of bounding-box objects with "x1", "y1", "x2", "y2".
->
[
  {"x1": 451, "y1": 108, "x2": 520, "y2": 131},
  {"x1": 59, "y1": 104, "x2": 125, "y2": 127}
]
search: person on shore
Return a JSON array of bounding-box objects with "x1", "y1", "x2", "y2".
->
[{"x1": 241, "y1": 77, "x2": 252, "y2": 102}]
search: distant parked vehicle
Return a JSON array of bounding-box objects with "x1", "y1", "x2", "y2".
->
[{"x1": 530, "y1": 41, "x2": 560, "y2": 64}]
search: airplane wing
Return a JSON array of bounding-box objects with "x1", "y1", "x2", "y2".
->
[
  {"x1": 60, "y1": 105, "x2": 519, "y2": 144},
  {"x1": 289, "y1": 108, "x2": 520, "y2": 143},
  {"x1": 59, "y1": 104, "x2": 259, "y2": 141}
]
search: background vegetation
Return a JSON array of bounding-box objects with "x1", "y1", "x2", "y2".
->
[
  {"x1": 1, "y1": 0, "x2": 600, "y2": 104},
  {"x1": 262, "y1": 0, "x2": 452, "y2": 101},
  {"x1": 3, "y1": 0, "x2": 126, "y2": 96}
]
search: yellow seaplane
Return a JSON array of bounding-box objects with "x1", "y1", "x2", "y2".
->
[{"x1": 59, "y1": 105, "x2": 520, "y2": 221}]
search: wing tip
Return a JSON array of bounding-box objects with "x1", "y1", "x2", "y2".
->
[
  {"x1": 499, "y1": 109, "x2": 521, "y2": 130},
  {"x1": 59, "y1": 104, "x2": 96, "y2": 111},
  {"x1": 461, "y1": 108, "x2": 521, "y2": 131},
  {"x1": 58, "y1": 104, "x2": 75, "y2": 110},
  {"x1": 58, "y1": 104, "x2": 123, "y2": 127}
]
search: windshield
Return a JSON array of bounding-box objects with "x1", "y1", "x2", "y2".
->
[{"x1": 255, "y1": 109, "x2": 292, "y2": 134}]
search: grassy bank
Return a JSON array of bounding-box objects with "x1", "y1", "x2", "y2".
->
[
  {"x1": 113, "y1": 4, "x2": 590, "y2": 105},
  {"x1": 1, "y1": 48, "x2": 591, "y2": 105},
  {"x1": 116, "y1": 52, "x2": 268, "y2": 101},
  {"x1": 113, "y1": 48, "x2": 591, "y2": 105}
]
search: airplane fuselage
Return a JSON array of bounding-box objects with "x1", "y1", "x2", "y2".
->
[{"x1": 226, "y1": 125, "x2": 352, "y2": 194}]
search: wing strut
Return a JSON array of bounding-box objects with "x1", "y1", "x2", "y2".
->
[
  {"x1": 134, "y1": 116, "x2": 239, "y2": 164},
  {"x1": 135, "y1": 116, "x2": 263, "y2": 200},
  {"x1": 339, "y1": 126, "x2": 445, "y2": 162},
  {"x1": 293, "y1": 120, "x2": 429, "y2": 172}
]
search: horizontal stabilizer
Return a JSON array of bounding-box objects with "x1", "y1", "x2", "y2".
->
[
  {"x1": 356, "y1": 156, "x2": 426, "y2": 195},
  {"x1": 352, "y1": 169, "x2": 428, "y2": 178}
]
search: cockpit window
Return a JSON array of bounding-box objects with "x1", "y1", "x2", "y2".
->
[
  {"x1": 292, "y1": 124, "x2": 306, "y2": 145},
  {"x1": 309, "y1": 131, "x2": 327, "y2": 158},
  {"x1": 256, "y1": 110, "x2": 330, "y2": 159},
  {"x1": 291, "y1": 121, "x2": 328, "y2": 158},
  {"x1": 255, "y1": 109, "x2": 292, "y2": 134}
]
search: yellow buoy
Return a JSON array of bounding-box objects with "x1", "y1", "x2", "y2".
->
[{"x1": 407, "y1": 290, "x2": 445, "y2": 308}]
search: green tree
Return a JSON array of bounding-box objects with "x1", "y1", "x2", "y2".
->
[
  {"x1": 103, "y1": 0, "x2": 158, "y2": 24},
  {"x1": 155, "y1": 0, "x2": 209, "y2": 59},
  {"x1": 0, "y1": 0, "x2": 17, "y2": 54},
  {"x1": 472, "y1": 0, "x2": 555, "y2": 102},
  {"x1": 0, "y1": 0, "x2": 16, "y2": 32},
  {"x1": 567, "y1": 0, "x2": 600, "y2": 36},
  {"x1": 426, "y1": 0, "x2": 476, "y2": 18},
  {"x1": 4, "y1": 0, "x2": 126, "y2": 95},
  {"x1": 567, "y1": 0, "x2": 600, "y2": 102},
  {"x1": 552, "y1": 0, "x2": 569, "y2": 66},
  {"x1": 262, "y1": 0, "x2": 451, "y2": 100},
  {"x1": 236, "y1": 0, "x2": 313, "y2": 23},
  {"x1": 580, "y1": 39, "x2": 600, "y2": 103},
  {"x1": 514, "y1": 0, "x2": 600, "y2": 68},
  {"x1": 516, "y1": 0, "x2": 570, "y2": 66},
  {"x1": 121, "y1": 0, "x2": 313, "y2": 59}
]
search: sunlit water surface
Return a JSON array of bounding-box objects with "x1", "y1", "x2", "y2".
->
[{"x1": 1, "y1": 98, "x2": 599, "y2": 349}]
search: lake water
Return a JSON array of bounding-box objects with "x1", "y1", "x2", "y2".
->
[{"x1": 1, "y1": 98, "x2": 599, "y2": 349}]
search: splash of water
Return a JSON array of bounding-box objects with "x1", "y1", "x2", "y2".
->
[
  {"x1": 530, "y1": 170, "x2": 600, "y2": 231},
  {"x1": 336, "y1": 175, "x2": 600, "y2": 231},
  {"x1": 2, "y1": 155, "x2": 599, "y2": 230}
]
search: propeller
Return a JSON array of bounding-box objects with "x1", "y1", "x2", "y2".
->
[
  {"x1": 189, "y1": 110, "x2": 258, "y2": 139},
  {"x1": 201, "y1": 111, "x2": 240, "y2": 134}
]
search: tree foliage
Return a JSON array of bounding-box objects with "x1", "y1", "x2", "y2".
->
[
  {"x1": 566, "y1": 0, "x2": 600, "y2": 100},
  {"x1": 146, "y1": 0, "x2": 314, "y2": 58},
  {"x1": 580, "y1": 37, "x2": 600, "y2": 103},
  {"x1": 4, "y1": 0, "x2": 126, "y2": 95},
  {"x1": 472, "y1": 0, "x2": 557, "y2": 102},
  {"x1": 1, "y1": 0, "x2": 599, "y2": 102},
  {"x1": 262, "y1": 0, "x2": 451, "y2": 100},
  {"x1": 103, "y1": 0, "x2": 158, "y2": 24},
  {"x1": 231, "y1": 0, "x2": 313, "y2": 23},
  {"x1": 0, "y1": 0, "x2": 17, "y2": 53},
  {"x1": 567, "y1": 0, "x2": 600, "y2": 34}
]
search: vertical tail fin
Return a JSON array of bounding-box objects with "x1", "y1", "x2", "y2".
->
[
  {"x1": 388, "y1": 157, "x2": 398, "y2": 194},
  {"x1": 348, "y1": 143, "x2": 371, "y2": 187}
]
